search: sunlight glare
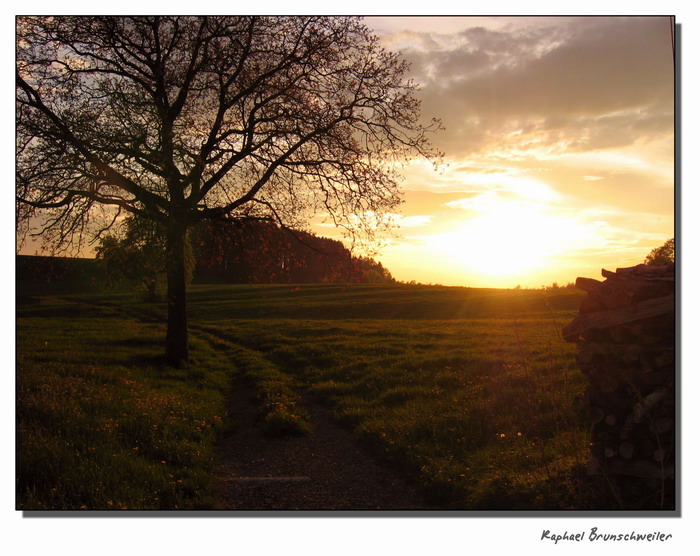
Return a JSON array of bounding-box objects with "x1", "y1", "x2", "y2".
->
[{"x1": 433, "y1": 201, "x2": 584, "y2": 280}]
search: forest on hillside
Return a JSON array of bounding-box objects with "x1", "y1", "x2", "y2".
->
[
  {"x1": 17, "y1": 220, "x2": 395, "y2": 297},
  {"x1": 192, "y1": 220, "x2": 394, "y2": 285}
]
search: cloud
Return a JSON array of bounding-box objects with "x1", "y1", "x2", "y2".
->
[
  {"x1": 391, "y1": 17, "x2": 674, "y2": 159},
  {"x1": 444, "y1": 192, "x2": 500, "y2": 212},
  {"x1": 393, "y1": 214, "x2": 433, "y2": 227}
]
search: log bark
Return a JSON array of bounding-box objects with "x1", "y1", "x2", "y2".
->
[{"x1": 562, "y1": 294, "x2": 674, "y2": 341}]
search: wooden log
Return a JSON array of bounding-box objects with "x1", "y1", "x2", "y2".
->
[
  {"x1": 600, "y1": 290, "x2": 636, "y2": 311},
  {"x1": 601, "y1": 267, "x2": 674, "y2": 290},
  {"x1": 619, "y1": 441, "x2": 635, "y2": 459},
  {"x1": 649, "y1": 417, "x2": 674, "y2": 435},
  {"x1": 633, "y1": 387, "x2": 668, "y2": 423},
  {"x1": 615, "y1": 263, "x2": 674, "y2": 275},
  {"x1": 606, "y1": 459, "x2": 674, "y2": 480},
  {"x1": 654, "y1": 351, "x2": 675, "y2": 367},
  {"x1": 576, "y1": 276, "x2": 604, "y2": 294},
  {"x1": 579, "y1": 295, "x2": 605, "y2": 314},
  {"x1": 599, "y1": 375, "x2": 619, "y2": 394},
  {"x1": 589, "y1": 407, "x2": 605, "y2": 423},
  {"x1": 608, "y1": 325, "x2": 637, "y2": 344},
  {"x1": 620, "y1": 414, "x2": 635, "y2": 439},
  {"x1": 563, "y1": 294, "x2": 674, "y2": 341},
  {"x1": 639, "y1": 371, "x2": 671, "y2": 387},
  {"x1": 578, "y1": 341, "x2": 673, "y2": 358}
]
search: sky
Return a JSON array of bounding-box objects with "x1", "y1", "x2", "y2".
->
[
  {"x1": 310, "y1": 16, "x2": 676, "y2": 288},
  {"x1": 14, "y1": 15, "x2": 676, "y2": 290}
]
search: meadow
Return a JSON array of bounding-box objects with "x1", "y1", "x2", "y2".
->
[{"x1": 16, "y1": 282, "x2": 613, "y2": 510}]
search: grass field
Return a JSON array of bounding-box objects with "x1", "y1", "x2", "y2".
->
[{"x1": 16, "y1": 283, "x2": 607, "y2": 510}]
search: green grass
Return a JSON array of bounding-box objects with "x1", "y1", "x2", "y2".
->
[
  {"x1": 16, "y1": 297, "x2": 231, "y2": 510},
  {"x1": 17, "y1": 283, "x2": 599, "y2": 510}
]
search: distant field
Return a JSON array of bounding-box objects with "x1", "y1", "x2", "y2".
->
[{"x1": 17, "y1": 283, "x2": 608, "y2": 510}]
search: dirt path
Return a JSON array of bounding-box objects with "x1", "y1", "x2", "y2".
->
[{"x1": 213, "y1": 378, "x2": 435, "y2": 511}]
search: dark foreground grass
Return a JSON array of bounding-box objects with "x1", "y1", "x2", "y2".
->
[
  {"x1": 18, "y1": 283, "x2": 601, "y2": 510},
  {"x1": 16, "y1": 297, "x2": 231, "y2": 510}
]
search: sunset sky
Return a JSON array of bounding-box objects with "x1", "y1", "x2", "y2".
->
[
  {"x1": 311, "y1": 16, "x2": 675, "y2": 288},
  {"x1": 14, "y1": 15, "x2": 676, "y2": 290}
]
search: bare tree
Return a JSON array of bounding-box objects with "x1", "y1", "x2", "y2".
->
[{"x1": 16, "y1": 16, "x2": 440, "y2": 365}]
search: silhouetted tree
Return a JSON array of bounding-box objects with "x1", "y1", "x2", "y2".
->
[
  {"x1": 352, "y1": 255, "x2": 394, "y2": 283},
  {"x1": 95, "y1": 215, "x2": 193, "y2": 300},
  {"x1": 645, "y1": 238, "x2": 674, "y2": 266},
  {"x1": 17, "y1": 16, "x2": 440, "y2": 365}
]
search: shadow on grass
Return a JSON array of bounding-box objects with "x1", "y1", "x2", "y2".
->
[
  {"x1": 127, "y1": 352, "x2": 169, "y2": 368},
  {"x1": 113, "y1": 337, "x2": 164, "y2": 348}
]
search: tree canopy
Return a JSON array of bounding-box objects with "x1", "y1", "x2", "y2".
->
[
  {"x1": 16, "y1": 16, "x2": 440, "y2": 364},
  {"x1": 644, "y1": 238, "x2": 674, "y2": 266}
]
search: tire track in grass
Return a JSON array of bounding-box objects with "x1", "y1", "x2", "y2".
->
[
  {"x1": 191, "y1": 326, "x2": 434, "y2": 510},
  {"x1": 191, "y1": 326, "x2": 311, "y2": 437}
]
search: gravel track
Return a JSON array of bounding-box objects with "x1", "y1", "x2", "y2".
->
[{"x1": 213, "y1": 379, "x2": 434, "y2": 511}]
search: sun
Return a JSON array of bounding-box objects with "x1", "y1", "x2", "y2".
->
[{"x1": 433, "y1": 201, "x2": 581, "y2": 281}]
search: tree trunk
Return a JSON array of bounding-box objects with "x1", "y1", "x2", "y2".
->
[{"x1": 165, "y1": 220, "x2": 189, "y2": 367}]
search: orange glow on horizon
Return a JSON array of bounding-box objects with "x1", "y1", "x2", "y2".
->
[{"x1": 426, "y1": 200, "x2": 589, "y2": 283}]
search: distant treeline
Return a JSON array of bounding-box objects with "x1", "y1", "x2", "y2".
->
[
  {"x1": 16, "y1": 254, "x2": 105, "y2": 297},
  {"x1": 17, "y1": 220, "x2": 394, "y2": 296},
  {"x1": 193, "y1": 220, "x2": 394, "y2": 285}
]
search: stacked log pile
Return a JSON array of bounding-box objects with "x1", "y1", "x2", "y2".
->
[{"x1": 563, "y1": 264, "x2": 675, "y2": 494}]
